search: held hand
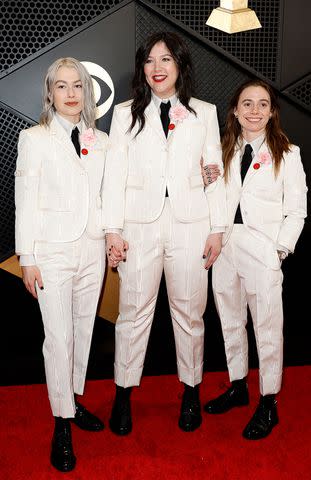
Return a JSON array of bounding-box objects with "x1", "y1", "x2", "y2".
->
[
  {"x1": 106, "y1": 233, "x2": 129, "y2": 268},
  {"x1": 21, "y1": 265, "x2": 43, "y2": 299},
  {"x1": 200, "y1": 158, "x2": 220, "y2": 186},
  {"x1": 203, "y1": 233, "x2": 223, "y2": 269}
]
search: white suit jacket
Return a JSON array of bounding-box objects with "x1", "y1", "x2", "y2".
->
[
  {"x1": 224, "y1": 141, "x2": 307, "y2": 265},
  {"x1": 102, "y1": 97, "x2": 227, "y2": 230},
  {"x1": 15, "y1": 116, "x2": 108, "y2": 255}
]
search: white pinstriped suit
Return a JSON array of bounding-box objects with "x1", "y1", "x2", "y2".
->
[
  {"x1": 212, "y1": 139, "x2": 307, "y2": 394},
  {"x1": 15, "y1": 116, "x2": 108, "y2": 417},
  {"x1": 103, "y1": 97, "x2": 227, "y2": 388}
]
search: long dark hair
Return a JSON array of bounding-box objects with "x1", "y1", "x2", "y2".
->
[
  {"x1": 130, "y1": 31, "x2": 195, "y2": 135},
  {"x1": 222, "y1": 79, "x2": 290, "y2": 181}
]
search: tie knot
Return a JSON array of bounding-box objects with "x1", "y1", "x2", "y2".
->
[
  {"x1": 71, "y1": 126, "x2": 79, "y2": 139},
  {"x1": 244, "y1": 144, "x2": 252, "y2": 155},
  {"x1": 160, "y1": 101, "x2": 171, "y2": 116}
]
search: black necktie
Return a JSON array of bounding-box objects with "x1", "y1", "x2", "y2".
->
[
  {"x1": 71, "y1": 126, "x2": 80, "y2": 157},
  {"x1": 234, "y1": 144, "x2": 253, "y2": 224},
  {"x1": 160, "y1": 101, "x2": 171, "y2": 137},
  {"x1": 240, "y1": 144, "x2": 253, "y2": 182}
]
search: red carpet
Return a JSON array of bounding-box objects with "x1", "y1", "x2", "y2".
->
[{"x1": 1, "y1": 367, "x2": 310, "y2": 480}]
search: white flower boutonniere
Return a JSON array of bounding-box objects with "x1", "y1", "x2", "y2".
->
[
  {"x1": 168, "y1": 105, "x2": 189, "y2": 131},
  {"x1": 258, "y1": 152, "x2": 272, "y2": 165},
  {"x1": 79, "y1": 128, "x2": 97, "y2": 155}
]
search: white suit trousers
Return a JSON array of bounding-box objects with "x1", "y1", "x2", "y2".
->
[
  {"x1": 115, "y1": 199, "x2": 210, "y2": 388},
  {"x1": 36, "y1": 232, "x2": 105, "y2": 417},
  {"x1": 213, "y1": 225, "x2": 284, "y2": 395}
]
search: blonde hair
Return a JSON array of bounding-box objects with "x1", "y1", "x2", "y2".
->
[{"x1": 39, "y1": 57, "x2": 96, "y2": 128}]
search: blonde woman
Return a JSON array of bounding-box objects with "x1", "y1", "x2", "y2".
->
[{"x1": 15, "y1": 57, "x2": 108, "y2": 471}]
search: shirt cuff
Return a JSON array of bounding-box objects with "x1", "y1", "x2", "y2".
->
[
  {"x1": 210, "y1": 227, "x2": 226, "y2": 234},
  {"x1": 19, "y1": 254, "x2": 36, "y2": 267},
  {"x1": 276, "y1": 245, "x2": 289, "y2": 256},
  {"x1": 105, "y1": 229, "x2": 123, "y2": 236}
]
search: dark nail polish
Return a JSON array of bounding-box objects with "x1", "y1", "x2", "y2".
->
[
  {"x1": 40, "y1": 286, "x2": 44, "y2": 290},
  {"x1": 203, "y1": 255, "x2": 206, "y2": 259},
  {"x1": 123, "y1": 259, "x2": 126, "y2": 262}
]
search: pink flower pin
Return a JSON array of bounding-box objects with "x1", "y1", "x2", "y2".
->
[
  {"x1": 169, "y1": 105, "x2": 189, "y2": 123},
  {"x1": 258, "y1": 151, "x2": 272, "y2": 165},
  {"x1": 80, "y1": 128, "x2": 97, "y2": 147}
]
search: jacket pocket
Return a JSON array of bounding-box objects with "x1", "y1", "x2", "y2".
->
[{"x1": 38, "y1": 194, "x2": 72, "y2": 212}]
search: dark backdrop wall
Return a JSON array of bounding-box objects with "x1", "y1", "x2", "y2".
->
[{"x1": 0, "y1": 0, "x2": 310, "y2": 385}]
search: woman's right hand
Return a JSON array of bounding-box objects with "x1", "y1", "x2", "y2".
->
[
  {"x1": 106, "y1": 233, "x2": 129, "y2": 268},
  {"x1": 200, "y1": 159, "x2": 221, "y2": 186},
  {"x1": 21, "y1": 265, "x2": 43, "y2": 299}
]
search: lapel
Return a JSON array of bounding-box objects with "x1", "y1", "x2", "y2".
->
[
  {"x1": 165, "y1": 98, "x2": 197, "y2": 146},
  {"x1": 49, "y1": 116, "x2": 85, "y2": 169},
  {"x1": 145, "y1": 100, "x2": 167, "y2": 145},
  {"x1": 242, "y1": 140, "x2": 267, "y2": 188},
  {"x1": 231, "y1": 147, "x2": 242, "y2": 188},
  {"x1": 144, "y1": 98, "x2": 187, "y2": 145}
]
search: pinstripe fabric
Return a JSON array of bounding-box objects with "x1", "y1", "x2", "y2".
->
[
  {"x1": 114, "y1": 199, "x2": 210, "y2": 388},
  {"x1": 213, "y1": 225, "x2": 284, "y2": 395},
  {"x1": 36, "y1": 232, "x2": 105, "y2": 417}
]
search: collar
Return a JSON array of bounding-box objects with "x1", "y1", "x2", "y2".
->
[
  {"x1": 151, "y1": 92, "x2": 178, "y2": 113},
  {"x1": 242, "y1": 133, "x2": 266, "y2": 156},
  {"x1": 55, "y1": 113, "x2": 83, "y2": 138}
]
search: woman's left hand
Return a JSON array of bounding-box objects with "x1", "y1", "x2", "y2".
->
[
  {"x1": 106, "y1": 233, "x2": 129, "y2": 268},
  {"x1": 200, "y1": 158, "x2": 220, "y2": 186},
  {"x1": 203, "y1": 233, "x2": 222, "y2": 269}
]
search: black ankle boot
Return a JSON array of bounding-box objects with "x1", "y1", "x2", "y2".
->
[
  {"x1": 204, "y1": 377, "x2": 249, "y2": 414},
  {"x1": 109, "y1": 385, "x2": 132, "y2": 436},
  {"x1": 178, "y1": 384, "x2": 202, "y2": 432},
  {"x1": 72, "y1": 400, "x2": 104, "y2": 431},
  {"x1": 51, "y1": 417, "x2": 76, "y2": 472},
  {"x1": 243, "y1": 394, "x2": 278, "y2": 440}
]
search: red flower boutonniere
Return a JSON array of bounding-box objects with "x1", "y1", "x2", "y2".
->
[
  {"x1": 168, "y1": 105, "x2": 189, "y2": 131},
  {"x1": 79, "y1": 128, "x2": 97, "y2": 155}
]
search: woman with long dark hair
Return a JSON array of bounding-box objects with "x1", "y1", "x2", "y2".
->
[
  {"x1": 103, "y1": 32, "x2": 227, "y2": 435},
  {"x1": 202, "y1": 79, "x2": 307, "y2": 439}
]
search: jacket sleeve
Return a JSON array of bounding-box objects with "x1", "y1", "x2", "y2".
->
[
  {"x1": 15, "y1": 129, "x2": 41, "y2": 255},
  {"x1": 277, "y1": 146, "x2": 307, "y2": 252},
  {"x1": 102, "y1": 106, "x2": 129, "y2": 230},
  {"x1": 202, "y1": 104, "x2": 228, "y2": 229}
]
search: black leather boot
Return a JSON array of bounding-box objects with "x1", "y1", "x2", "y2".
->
[
  {"x1": 109, "y1": 385, "x2": 132, "y2": 435},
  {"x1": 72, "y1": 400, "x2": 104, "y2": 431},
  {"x1": 178, "y1": 384, "x2": 202, "y2": 432},
  {"x1": 51, "y1": 417, "x2": 76, "y2": 472},
  {"x1": 204, "y1": 378, "x2": 249, "y2": 414},
  {"x1": 243, "y1": 394, "x2": 278, "y2": 440}
]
